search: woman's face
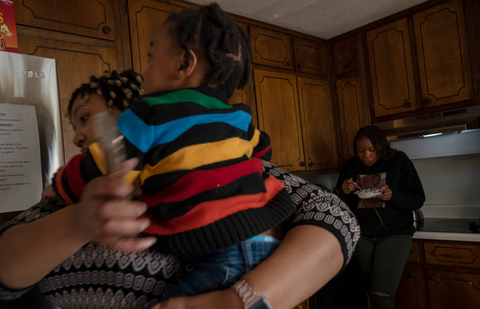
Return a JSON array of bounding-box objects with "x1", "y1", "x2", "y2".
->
[
  {"x1": 70, "y1": 94, "x2": 121, "y2": 154},
  {"x1": 356, "y1": 137, "x2": 378, "y2": 167}
]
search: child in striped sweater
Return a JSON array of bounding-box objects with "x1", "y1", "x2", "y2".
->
[{"x1": 51, "y1": 3, "x2": 295, "y2": 300}]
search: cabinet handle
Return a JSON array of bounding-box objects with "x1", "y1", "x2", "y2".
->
[
  {"x1": 423, "y1": 97, "x2": 431, "y2": 104},
  {"x1": 287, "y1": 61, "x2": 292, "y2": 66},
  {"x1": 406, "y1": 101, "x2": 412, "y2": 107},
  {"x1": 308, "y1": 162, "x2": 313, "y2": 167},
  {"x1": 439, "y1": 253, "x2": 464, "y2": 259},
  {"x1": 427, "y1": 276, "x2": 436, "y2": 281},
  {"x1": 406, "y1": 273, "x2": 415, "y2": 279},
  {"x1": 103, "y1": 25, "x2": 112, "y2": 34},
  {"x1": 300, "y1": 162, "x2": 306, "y2": 167}
]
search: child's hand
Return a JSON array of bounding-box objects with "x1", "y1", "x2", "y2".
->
[
  {"x1": 41, "y1": 185, "x2": 57, "y2": 203},
  {"x1": 70, "y1": 158, "x2": 156, "y2": 252}
]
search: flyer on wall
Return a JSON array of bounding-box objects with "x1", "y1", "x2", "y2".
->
[
  {"x1": 0, "y1": 0, "x2": 18, "y2": 53},
  {"x1": 0, "y1": 104, "x2": 43, "y2": 213}
]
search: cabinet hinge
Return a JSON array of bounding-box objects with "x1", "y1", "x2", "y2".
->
[{"x1": 125, "y1": 3, "x2": 129, "y2": 19}]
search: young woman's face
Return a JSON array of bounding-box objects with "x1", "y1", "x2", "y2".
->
[
  {"x1": 356, "y1": 137, "x2": 378, "y2": 167},
  {"x1": 70, "y1": 94, "x2": 121, "y2": 154}
]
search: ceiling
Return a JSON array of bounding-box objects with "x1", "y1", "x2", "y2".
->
[{"x1": 189, "y1": 0, "x2": 429, "y2": 39}]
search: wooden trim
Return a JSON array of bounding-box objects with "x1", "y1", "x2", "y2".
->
[
  {"x1": 465, "y1": 0, "x2": 480, "y2": 106},
  {"x1": 16, "y1": 25, "x2": 116, "y2": 48},
  {"x1": 116, "y1": 0, "x2": 133, "y2": 70},
  {"x1": 292, "y1": 168, "x2": 339, "y2": 179},
  {"x1": 372, "y1": 99, "x2": 475, "y2": 123}
]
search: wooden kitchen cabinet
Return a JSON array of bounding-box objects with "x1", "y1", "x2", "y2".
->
[
  {"x1": 424, "y1": 242, "x2": 480, "y2": 269},
  {"x1": 427, "y1": 270, "x2": 480, "y2": 309},
  {"x1": 366, "y1": 18, "x2": 417, "y2": 117},
  {"x1": 413, "y1": 0, "x2": 473, "y2": 108},
  {"x1": 18, "y1": 34, "x2": 119, "y2": 162},
  {"x1": 250, "y1": 26, "x2": 294, "y2": 70},
  {"x1": 336, "y1": 73, "x2": 368, "y2": 161},
  {"x1": 14, "y1": 0, "x2": 117, "y2": 41},
  {"x1": 332, "y1": 37, "x2": 359, "y2": 75},
  {"x1": 394, "y1": 264, "x2": 426, "y2": 309},
  {"x1": 297, "y1": 77, "x2": 338, "y2": 170},
  {"x1": 293, "y1": 38, "x2": 329, "y2": 76},
  {"x1": 254, "y1": 69, "x2": 304, "y2": 171}
]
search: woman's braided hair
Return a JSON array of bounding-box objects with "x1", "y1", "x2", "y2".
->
[
  {"x1": 67, "y1": 70, "x2": 144, "y2": 116},
  {"x1": 165, "y1": 3, "x2": 251, "y2": 98},
  {"x1": 354, "y1": 126, "x2": 398, "y2": 160}
]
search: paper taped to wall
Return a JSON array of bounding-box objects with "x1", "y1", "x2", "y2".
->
[{"x1": 0, "y1": 104, "x2": 42, "y2": 212}]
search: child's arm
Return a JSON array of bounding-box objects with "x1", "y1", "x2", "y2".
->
[{"x1": 51, "y1": 102, "x2": 151, "y2": 205}]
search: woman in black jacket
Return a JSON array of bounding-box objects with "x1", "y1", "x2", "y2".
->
[{"x1": 336, "y1": 126, "x2": 425, "y2": 309}]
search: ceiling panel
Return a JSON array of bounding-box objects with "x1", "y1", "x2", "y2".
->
[{"x1": 189, "y1": 0, "x2": 429, "y2": 39}]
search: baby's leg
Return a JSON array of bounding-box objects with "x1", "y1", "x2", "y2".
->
[{"x1": 165, "y1": 236, "x2": 280, "y2": 300}]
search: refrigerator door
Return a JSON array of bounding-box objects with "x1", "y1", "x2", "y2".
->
[{"x1": 0, "y1": 52, "x2": 64, "y2": 187}]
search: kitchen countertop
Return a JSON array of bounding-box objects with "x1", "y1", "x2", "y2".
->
[{"x1": 413, "y1": 218, "x2": 480, "y2": 242}]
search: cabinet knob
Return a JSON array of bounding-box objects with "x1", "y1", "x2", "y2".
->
[
  {"x1": 406, "y1": 101, "x2": 412, "y2": 107},
  {"x1": 406, "y1": 273, "x2": 415, "y2": 279},
  {"x1": 300, "y1": 162, "x2": 306, "y2": 167},
  {"x1": 298, "y1": 64, "x2": 303, "y2": 69},
  {"x1": 287, "y1": 61, "x2": 292, "y2": 66},
  {"x1": 423, "y1": 97, "x2": 431, "y2": 104},
  {"x1": 349, "y1": 61, "x2": 355, "y2": 67},
  {"x1": 308, "y1": 162, "x2": 313, "y2": 167},
  {"x1": 103, "y1": 25, "x2": 112, "y2": 34},
  {"x1": 427, "y1": 276, "x2": 436, "y2": 281}
]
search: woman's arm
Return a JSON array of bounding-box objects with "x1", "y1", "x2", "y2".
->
[
  {"x1": 0, "y1": 206, "x2": 88, "y2": 289},
  {"x1": 158, "y1": 163, "x2": 360, "y2": 309},
  {"x1": 0, "y1": 159, "x2": 154, "y2": 290},
  {"x1": 386, "y1": 154, "x2": 425, "y2": 211},
  {"x1": 159, "y1": 225, "x2": 342, "y2": 309}
]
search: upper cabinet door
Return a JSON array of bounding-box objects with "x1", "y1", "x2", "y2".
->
[
  {"x1": 254, "y1": 69, "x2": 305, "y2": 171},
  {"x1": 332, "y1": 37, "x2": 359, "y2": 75},
  {"x1": 250, "y1": 26, "x2": 294, "y2": 70},
  {"x1": 297, "y1": 77, "x2": 337, "y2": 171},
  {"x1": 18, "y1": 34, "x2": 119, "y2": 162},
  {"x1": 293, "y1": 38, "x2": 329, "y2": 76},
  {"x1": 14, "y1": 0, "x2": 116, "y2": 40},
  {"x1": 413, "y1": 0, "x2": 473, "y2": 107},
  {"x1": 367, "y1": 19, "x2": 417, "y2": 117},
  {"x1": 336, "y1": 74, "x2": 367, "y2": 161},
  {"x1": 128, "y1": 0, "x2": 181, "y2": 76}
]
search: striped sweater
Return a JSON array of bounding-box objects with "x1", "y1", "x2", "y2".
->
[{"x1": 53, "y1": 87, "x2": 295, "y2": 255}]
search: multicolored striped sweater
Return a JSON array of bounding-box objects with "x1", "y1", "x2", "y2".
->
[{"x1": 53, "y1": 87, "x2": 296, "y2": 255}]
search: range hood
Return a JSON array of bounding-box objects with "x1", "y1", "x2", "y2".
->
[{"x1": 376, "y1": 105, "x2": 480, "y2": 140}]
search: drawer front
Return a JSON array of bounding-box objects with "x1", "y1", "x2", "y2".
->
[
  {"x1": 408, "y1": 241, "x2": 420, "y2": 263},
  {"x1": 424, "y1": 242, "x2": 480, "y2": 269}
]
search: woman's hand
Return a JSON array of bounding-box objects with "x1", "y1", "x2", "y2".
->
[
  {"x1": 41, "y1": 185, "x2": 57, "y2": 203},
  {"x1": 342, "y1": 178, "x2": 355, "y2": 195},
  {"x1": 152, "y1": 290, "x2": 242, "y2": 309},
  {"x1": 376, "y1": 184, "x2": 392, "y2": 201},
  {"x1": 71, "y1": 158, "x2": 156, "y2": 252}
]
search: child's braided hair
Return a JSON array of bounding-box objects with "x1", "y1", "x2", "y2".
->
[
  {"x1": 67, "y1": 70, "x2": 144, "y2": 116},
  {"x1": 354, "y1": 126, "x2": 398, "y2": 160},
  {"x1": 165, "y1": 3, "x2": 251, "y2": 98}
]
